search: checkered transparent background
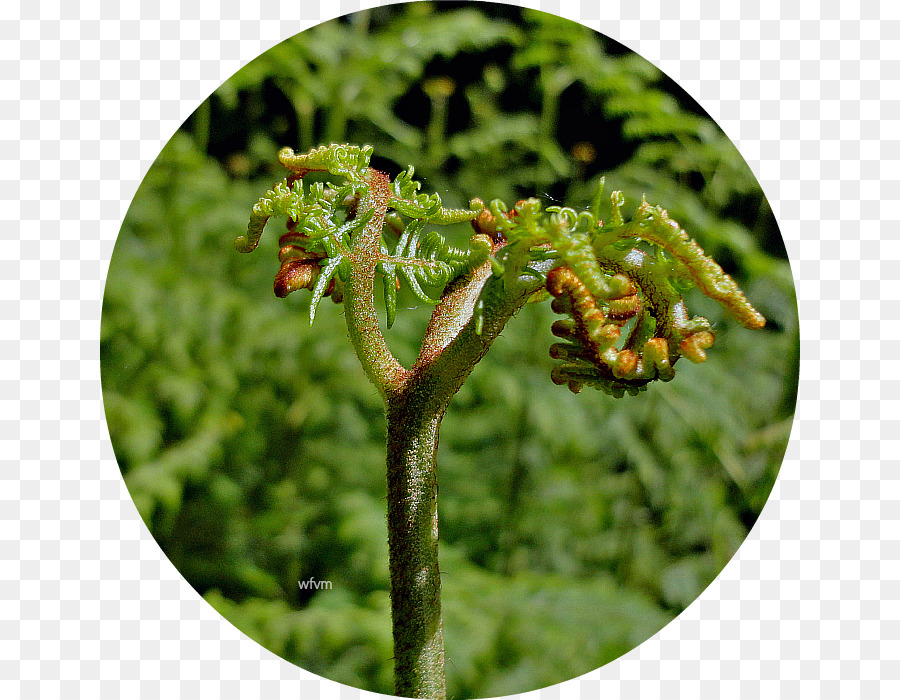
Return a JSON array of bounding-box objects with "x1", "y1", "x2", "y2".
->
[{"x1": 2, "y1": 0, "x2": 897, "y2": 697}]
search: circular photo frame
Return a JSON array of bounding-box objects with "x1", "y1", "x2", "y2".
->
[{"x1": 101, "y1": 4, "x2": 798, "y2": 698}]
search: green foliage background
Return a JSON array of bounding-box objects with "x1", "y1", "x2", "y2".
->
[{"x1": 101, "y1": 4, "x2": 798, "y2": 697}]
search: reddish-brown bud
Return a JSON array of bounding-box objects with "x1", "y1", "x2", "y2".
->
[
  {"x1": 472, "y1": 207, "x2": 498, "y2": 236},
  {"x1": 274, "y1": 260, "x2": 319, "y2": 298}
]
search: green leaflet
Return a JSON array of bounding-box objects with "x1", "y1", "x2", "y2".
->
[
  {"x1": 379, "y1": 260, "x2": 399, "y2": 329},
  {"x1": 238, "y1": 209, "x2": 270, "y2": 255},
  {"x1": 309, "y1": 256, "x2": 343, "y2": 325},
  {"x1": 398, "y1": 263, "x2": 441, "y2": 305},
  {"x1": 382, "y1": 223, "x2": 490, "y2": 308},
  {"x1": 389, "y1": 166, "x2": 480, "y2": 224},
  {"x1": 424, "y1": 203, "x2": 483, "y2": 225}
]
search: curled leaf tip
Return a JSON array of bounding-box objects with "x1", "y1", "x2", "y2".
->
[
  {"x1": 679, "y1": 331, "x2": 715, "y2": 364},
  {"x1": 235, "y1": 213, "x2": 269, "y2": 253},
  {"x1": 278, "y1": 143, "x2": 374, "y2": 179}
]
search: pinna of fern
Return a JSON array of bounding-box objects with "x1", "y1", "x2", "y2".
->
[{"x1": 236, "y1": 143, "x2": 765, "y2": 396}]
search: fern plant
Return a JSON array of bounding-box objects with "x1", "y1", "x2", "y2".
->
[{"x1": 237, "y1": 143, "x2": 765, "y2": 699}]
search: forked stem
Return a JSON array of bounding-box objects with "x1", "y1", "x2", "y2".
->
[
  {"x1": 238, "y1": 144, "x2": 765, "y2": 699},
  {"x1": 381, "y1": 264, "x2": 549, "y2": 698}
]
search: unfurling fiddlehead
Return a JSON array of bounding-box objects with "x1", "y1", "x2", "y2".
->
[
  {"x1": 235, "y1": 144, "x2": 485, "y2": 326},
  {"x1": 237, "y1": 143, "x2": 764, "y2": 395},
  {"x1": 464, "y1": 191, "x2": 765, "y2": 397}
]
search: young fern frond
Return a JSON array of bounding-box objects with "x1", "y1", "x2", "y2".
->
[
  {"x1": 440, "y1": 183, "x2": 766, "y2": 395},
  {"x1": 236, "y1": 143, "x2": 764, "y2": 392},
  {"x1": 309, "y1": 256, "x2": 345, "y2": 324},
  {"x1": 237, "y1": 142, "x2": 767, "y2": 700},
  {"x1": 538, "y1": 191, "x2": 763, "y2": 395}
]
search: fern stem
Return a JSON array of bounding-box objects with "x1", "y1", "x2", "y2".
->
[
  {"x1": 385, "y1": 396, "x2": 446, "y2": 700},
  {"x1": 343, "y1": 169, "x2": 409, "y2": 394},
  {"x1": 384, "y1": 260, "x2": 550, "y2": 699}
]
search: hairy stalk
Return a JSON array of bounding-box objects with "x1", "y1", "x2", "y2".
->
[
  {"x1": 385, "y1": 261, "x2": 547, "y2": 698},
  {"x1": 385, "y1": 394, "x2": 445, "y2": 700},
  {"x1": 343, "y1": 169, "x2": 409, "y2": 394}
]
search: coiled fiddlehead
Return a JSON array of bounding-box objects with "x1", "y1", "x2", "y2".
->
[{"x1": 467, "y1": 188, "x2": 765, "y2": 396}]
